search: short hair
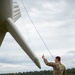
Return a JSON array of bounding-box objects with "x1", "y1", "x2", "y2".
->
[{"x1": 56, "y1": 56, "x2": 61, "y2": 61}]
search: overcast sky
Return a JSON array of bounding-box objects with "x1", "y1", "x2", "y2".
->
[{"x1": 0, "y1": 0, "x2": 75, "y2": 74}]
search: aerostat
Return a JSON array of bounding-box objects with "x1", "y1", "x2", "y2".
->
[{"x1": 0, "y1": 0, "x2": 41, "y2": 69}]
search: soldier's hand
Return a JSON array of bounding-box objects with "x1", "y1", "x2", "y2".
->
[{"x1": 42, "y1": 54, "x2": 45, "y2": 59}]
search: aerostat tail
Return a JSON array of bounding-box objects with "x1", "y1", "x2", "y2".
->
[
  {"x1": 0, "y1": 0, "x2": 41, "y2": 69},
  {"x1": 0, "y1": 0, "x2": 21, "y2": 46},
  {"x1": 0, "y1": 31, "x2": 6, "y2": 46}
]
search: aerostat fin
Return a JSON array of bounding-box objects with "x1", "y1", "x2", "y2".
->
[
  {"x1": 5, "y1": 18, "x2": 41, "y2": 69},
  {"x1": 13, "y1": 0, "x2": 21, "y2": 22},
  {"x1": 0, "y1": 31, "x2": 6, "y2": 46}
]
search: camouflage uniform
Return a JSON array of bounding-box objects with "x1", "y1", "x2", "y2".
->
[{"x1": 43, "y1": 58, "x2": 66, "y2": 75}]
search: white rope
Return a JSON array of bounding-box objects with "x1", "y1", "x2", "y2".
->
[{"x1": 20, "y1": 0, "x2": 54, "y2": 60}]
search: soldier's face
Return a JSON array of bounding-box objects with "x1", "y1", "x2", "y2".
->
[{"x1": 55, "y1": 58, "x2": 58, "y2": 63}]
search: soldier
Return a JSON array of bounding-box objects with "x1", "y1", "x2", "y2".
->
[{"x1": 42, "y1": 54, "x2": 66, "y2": 75}]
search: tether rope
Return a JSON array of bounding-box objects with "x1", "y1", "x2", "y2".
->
[{"x1": 20, "y1": 0, "x2": 54, "y2": 60}]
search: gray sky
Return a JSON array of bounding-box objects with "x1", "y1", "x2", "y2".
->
[{"x1": 0, "y1": 0, "x2": 75, "y2": 74}]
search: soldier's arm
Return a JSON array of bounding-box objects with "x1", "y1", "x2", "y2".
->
[
  {"x1": 42, "y1": 54, "x2": 56, "y2": 67},
  {"x1": 43, "y1": 58, "x2": 56, "y2": 67}
]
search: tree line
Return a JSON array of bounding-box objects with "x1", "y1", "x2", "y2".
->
[{"x1": 0, "y1": 68, "x2": 75, "y2": 75}]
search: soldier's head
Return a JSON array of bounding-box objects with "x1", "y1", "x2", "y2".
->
[{"x1": 55, "y1": 56, "x2": 61, "y2": 63}]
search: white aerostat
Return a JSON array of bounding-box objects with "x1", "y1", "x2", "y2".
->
[{"x1": 0, "y1": 0, "x2": 41, "y2": 69}]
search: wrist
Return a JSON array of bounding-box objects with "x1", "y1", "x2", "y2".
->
[{"x1": 43, "y1": 57, "x2": 45, "y2": 60}]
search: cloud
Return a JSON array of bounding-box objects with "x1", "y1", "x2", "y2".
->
[
  {"x1": 61, "y1": 50, "x2": 75, "y2": 68},
  {"x1": 0, "y1": 0, "x2": 75, "y2": 74}
]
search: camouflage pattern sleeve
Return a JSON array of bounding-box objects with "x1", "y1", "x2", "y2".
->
[
  {"x1": 63, "y1": 66, "x2": 66, "y2": 75},
  {"x1": 43, "y1": 58, "x2": 56, "y2": 67}
]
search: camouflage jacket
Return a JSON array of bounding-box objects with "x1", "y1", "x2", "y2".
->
[{"x1": 43, "y1": 58, "x2": 66, "y2": 75}]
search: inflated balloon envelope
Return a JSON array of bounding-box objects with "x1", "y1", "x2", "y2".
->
[{"x1": 0, "y1": 0, "x2": 41, "y2": 69}]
